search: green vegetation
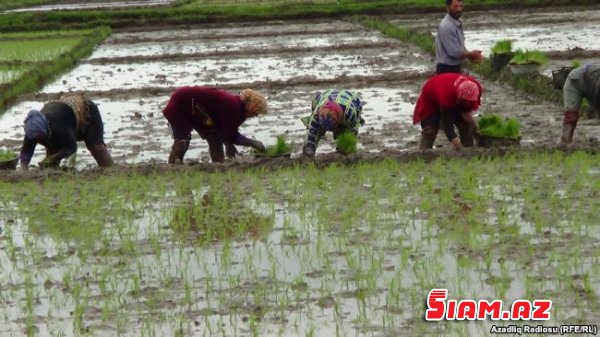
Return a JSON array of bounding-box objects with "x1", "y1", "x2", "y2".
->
[
  {"x1": 490, "y1": 39, "x2": 513, "y2": 55},
  {"x1": 0, "y1": 0, "x2": 51, "y2": 11},
  {"x1": 335, "y1": 131, "x2": 358, "y2": 155},
  {"x1": 0, "y1": 149, "x2": 17, "y2": 161},
  {"x1": 358, "y1": 16, "x2": 435, "y2": 55},
  {"x1": 1, "y1": 151, "x2": 599, "y2": 335},
  {"x1": 478, "y1": 113, "x2": 520, "y2": 139},
  {"x1": 509, "y1": 49, "x2": 548, "y2": 65},
  {"x1": 256, "y1": 135, "x2": 293, "y2": 156},
  {"x1": 0, "y1": 64, "x2": 30, "y2": 84},
  {"x1": 0, "y1": 37, "x2": 83, "y2": 62},
  {"x1": 570, "y1": 59, "x2": 582, "y2": 68},
  {"x1": 0, "y1": 26, "x2": 111, "y2": 114},
  {"x1": 0, "y1": 0, "x2": 592, "y2": 32}
]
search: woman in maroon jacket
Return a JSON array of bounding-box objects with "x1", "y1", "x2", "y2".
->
[{"x1": 163, "y1": 86, "x2": 267, "y2": 163}]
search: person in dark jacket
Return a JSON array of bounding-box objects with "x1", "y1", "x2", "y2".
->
[
  {"x1": 413, "y1": 73, "x2": 482, "y2": 149},
  {"x1": 162, "y1": 86, "x2": 267, "y2": 163},
  {"x1": 560, "y1": 64, "x2": 600, "y2": 145},
  {"x1": 20, "y1": 93, "x2": 113, "y2": 169}
]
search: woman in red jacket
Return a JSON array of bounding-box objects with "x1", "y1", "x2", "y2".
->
[
  {"x1": 413, "y1": 73, "x2": 482, "y2": 149},
  {"x1": 163, "y1": 86, "x2": 267, "y2": 163}
]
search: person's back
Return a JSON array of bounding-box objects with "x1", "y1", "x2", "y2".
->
[
  {"x1": 582, "y1": 65, "x2": 600, "y2": 110},
  {"x1": 20, "y1": 94, "x2": 113, "y2": 168}
]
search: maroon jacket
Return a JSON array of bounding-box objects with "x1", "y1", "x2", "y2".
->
[{"x1": 163, "y1": 86, "x2": 247, "y2": 142}]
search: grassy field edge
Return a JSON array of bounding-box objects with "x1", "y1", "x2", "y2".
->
[{"x1": 0, "y1": 26, "x2": 111, "y2": 114}]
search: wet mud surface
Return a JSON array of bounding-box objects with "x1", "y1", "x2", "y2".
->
[
  {"x1": 1, "y1": 7, "x2": 600, "y2": 337},
  {"x1": 2, "y1": 9, "x2": 600, "y2": 171}
]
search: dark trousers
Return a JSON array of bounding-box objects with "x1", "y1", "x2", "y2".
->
[
  {"x1": 436, "y1": 63, "x2": 462, "y2": 75},
  {"x1": 419, "y1": 113, "x2": 475, "y2": 149}
]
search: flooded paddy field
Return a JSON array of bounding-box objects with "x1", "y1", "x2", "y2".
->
[
  {"x1": 1, "y1": 7, "x2": 600, "y2": 336},
  {"x1": 1, "y1": 153, "x2": 600, "y2": 337},
  {"x1": 391, "y1": 5, "x2": 600, "y2": 69},
  {"x1": 3, "y1": 8, "x2": 600, "y2": 169}
]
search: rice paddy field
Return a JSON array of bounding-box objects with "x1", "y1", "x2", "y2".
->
[
  {"x1": 1, "y1": 152, "x2": 600, "y2": 336},
  {"x1": 0, "y1": 1, "x2": 600, "y2": 337}
]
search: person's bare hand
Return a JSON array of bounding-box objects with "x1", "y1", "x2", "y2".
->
[
  {"x1": 451, "y1": 137, "x2": 462, "y2": 149},
  {"x1": 469, "y1": 50, "x2": 483, "y2": 64}
]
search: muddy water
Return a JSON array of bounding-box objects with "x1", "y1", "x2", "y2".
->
[
  {"x1": 2, "y1": 9, "x2": 600, "y2": 337},
  {"x1": 0, "y1": 19, "x2": 434, "y2": 168},
  {"x1": 2, "y1": 9, "x2": 600, "y2": 170},
  {"x1": 0, "y1": 14, "x2": 596, "y2": 167},
  {"x1": 392, "y1": 7, "x2": 600, "y2": 57},
  {"x1": 2, "y1": 156, "x2": 599, "y2": 337}
]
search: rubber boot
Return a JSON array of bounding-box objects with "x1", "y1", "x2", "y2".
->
[
  {"x1": 560, "y1": 123, "x2": 577, "y2": 145},
  {"x1": 168, "y1": 139, "x2": 189, "y2": 164},
  {"x1": 205, "y1": 133, "x2": 225, "y2": 163},
  {"x1": 90, "y1": 144, "x2": 114, "y2": 167},
  {"x1": 560, "y1": 110, "x2": 578, "y2": 145},
  {"x1": 419, "y1": 125, "x2": 437, "y2": 150}
]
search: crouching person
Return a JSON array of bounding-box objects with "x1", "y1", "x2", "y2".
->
[
  {"x1": 302, "y1": 89, "x2": 365, "y2": 157},
  {"x1": 162, "y1": 86, "x2": 267, "y2": 163},
  {"x1": 413, "y1": 73, "x2": 482, "y2": 149},
  {"x1": 20, "y1": 93, "x2": 113, "y2": 169},
  {"x1": 560, "y1": 64, "x2": 600, "y2": 145}
]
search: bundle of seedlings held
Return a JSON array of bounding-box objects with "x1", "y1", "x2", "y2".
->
[
  {"x1": 477, "y1": 114, "x2": 520, "y2": 139},
  {"x1": 255, "y1": 135, "x2": 292, "y2": 156},
  {"x1": 335, "y1": 132, "x2": 358, "y2": 155}
]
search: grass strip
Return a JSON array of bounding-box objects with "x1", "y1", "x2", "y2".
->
[
  {"x1": 0, "y1": 26, "x2": 111, "y2": 114},
  {"x1": 0, "y1": 0, "x2": 596, "y2": 31}
]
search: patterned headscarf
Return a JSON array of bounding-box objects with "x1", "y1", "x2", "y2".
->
[
  {"x1": 23, "y1": 109, "x2": 49, "y2": 140},
  {"x1": 318, "y1": 100, "x2": 343, "y2": 130},
  {"x1": 456, "y1": 79, "x2": 480, "y2": 102},
  {"x1": 240, "y1": 89, "x2": 267, "y2": 117}
]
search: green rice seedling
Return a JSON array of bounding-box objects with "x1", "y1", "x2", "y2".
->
[
  {"x1": 0, "y1": 37, "x2": 83, "y2": 62},
  {"x1": 490, "y1": 39, "x2": 513, "y2": 55},
  {"x1": 335, "y1": 131, "x2": 357, "y2": 155},
  {"x1": 477, "y1": 113, "x2": 520, "y2": 138},
  {"x1": 0, "y1": 149, "x2": 17, "y2": 161},
  {"x1": 509, "y1": 49, "x2": 548, "y2": 66},
  {"x1": 255, "y1": 135, "x2": 292, "y2": 156},
  {"x1": 0, "y1": 66, "x2": 30, "y2": 84}
]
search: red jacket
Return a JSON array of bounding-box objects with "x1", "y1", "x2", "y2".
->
[
  {"x1": 163, "y1": 86, "x2": 246, "y2": 142},
  {"x1": 413, "y1": 73, "x2": 482, "y2": 124}
]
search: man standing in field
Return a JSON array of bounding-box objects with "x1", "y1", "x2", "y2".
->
[
  {"x1": 162, "y1": 86, "x2": 267, "y2": 163},
  {"x1": 435, "y1": 0, "x2": 483, "y2": 74},
  {"x1": 20, "y1": 92, "x2": 113, "y2": 169},
  {"x1": 413, "y1": 73, "x2": 482, "y2": 149},
  {"x1": 302, "y1": 89, "x2": 365, "y2": 157},
  {"x1": 560, "y1": 64, "x2": 600, "y2": 145}
]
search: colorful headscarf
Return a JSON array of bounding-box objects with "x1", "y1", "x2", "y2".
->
[
  {"x1": 23, "y1": 109, "x2": 49, "y2": 140},
  {"x1": 318, "y1": 100, "x2": 343, "y2": 130},
  {"x1": 456, "y1": 80, "x2": 480, "y2": 102},
  {"x1": 240, "y1": 89, "x2": 267, "y2": 117}
]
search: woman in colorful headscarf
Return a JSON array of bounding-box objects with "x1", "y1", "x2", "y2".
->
[
  {"x1": 162, "y1": 86, "x2": 267, "y2": 163},
  {"x1": 413, "y1": 73, "x2": 482, "y2": 149},
  {"x1": 20, "y1": 93, "x2": 113, "y2": 169},
  {"x1": 302, "y1": 89, "x2": 365, "y2": 157}
]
